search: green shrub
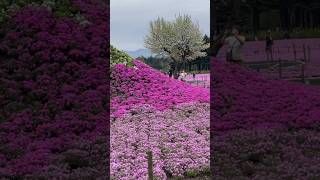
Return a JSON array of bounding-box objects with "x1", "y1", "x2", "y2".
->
[
  {"x1": 245, "y1": 28, "x2": 320, "y2": 41},
  {"x1": 185, "y1": 170, "x2": 198, "y2": 178},
  {"x1": 0, "y1": 0, "x2": 80, "y2": 23},
  {"x1": 290, "y1": 28, "x2": 320, "y2": 39},
  {"x1": 110, "y1": 45, "x2": 134, "y2": 67}
]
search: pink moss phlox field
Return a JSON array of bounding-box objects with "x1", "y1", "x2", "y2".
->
[
  {"x1": 111, "y1": 61, "x2": 209, "y2": 178},
  {"x1": 0, "y1": 1, "x2": 109, "y2": 179},
  {"x1": 212, "y1": 128, "x2": 320, "y2": 179},
  {"x1": 111, "y1": 60, "x2": 209, "y2": 118},
  {"x1": 211, "y1": 58, "x2": 320, "y2": 133},
  {"x1": 211, "y1": 57, "x2": 320, "y2": 178},
  {"x1": 111, "y1": 103, "x2": 210, "y2": 179}
]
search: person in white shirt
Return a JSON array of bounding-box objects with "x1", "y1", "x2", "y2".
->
[
  {"x1": 179, "y1": 70, "x2": 187, "y2": 81},
  {"x1": 221, "y1": 26, "x2": 246, "y2": 64}
]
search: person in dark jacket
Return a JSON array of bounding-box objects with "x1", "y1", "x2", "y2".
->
[{"x1": 265, "y1": 30, "x2": 274, "y2": 61}]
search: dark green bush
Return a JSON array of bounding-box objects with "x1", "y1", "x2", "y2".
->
[
  {"x1": 0, "y1": 0, "x2": 80, "y2": 23},
  {"x1": 245, "y1": 28, "x2": 320, "y2": 41}
]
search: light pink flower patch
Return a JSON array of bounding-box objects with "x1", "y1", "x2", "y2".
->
[
  {"x1": 111, "y1": 103, "x2": 209, "y2": 179},
  {"x1": 111, "y1": 61, "x2": 209, "y2": 179}
]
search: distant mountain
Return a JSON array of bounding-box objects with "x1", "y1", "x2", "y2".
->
[{"x1": 125, "y1": 49, "x2": 153, "y2": 58}]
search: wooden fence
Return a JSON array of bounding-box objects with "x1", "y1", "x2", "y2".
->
[{"x1": 243, "y1": 42, "x2": 320, "y2": 81}]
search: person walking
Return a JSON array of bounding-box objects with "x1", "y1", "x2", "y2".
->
[
  {"x1": 168, "y1": 68, "x2": 173, "y2": 78},
  {"x1": 179, "y1": 70, "x2": 187, "y2": 82},
  {"x1": 265, "y1": 30, "x2": 274, "y2": 61},
  {"x1": 222, "y1": 26, "x2": 245, "y2": 64}
]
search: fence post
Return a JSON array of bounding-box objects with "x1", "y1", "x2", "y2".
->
[
  {"x1": 293, "y1": 43, "x2": 297, "y2": 60},
  {"x1": 279, "y1": 58, "x2": 282, "y2": 79},
  {"x1": 271, "y1": 47, "x2": 274, "y2": 61},
  {"x1": 307, "y1": 45, "x2": 311, "y2": 62},
  {"x1": 303, "y1": 44, "x2": 307, "y2": 62},
  {"x1": 147, "y1": 151, "x2": 153, "y2": 180},
  {"x1": 301, "y1": 61, "x2": 305, "y2": 81},
  {"x1": 272, "y1": 47, "x2": 275, "y2": 55}
]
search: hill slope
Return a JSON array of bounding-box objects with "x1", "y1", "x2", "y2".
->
[
  {"x1": 211, "y1": 58, "x2": 320, "y2": 178},
  {"x1": 111, "y1": 61, "x2": 210, "y2": 179}
]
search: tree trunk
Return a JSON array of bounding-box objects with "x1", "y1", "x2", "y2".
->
[
  {"x1": 250, "y1": 4, "x2": 259, "y2": 36},
  {"x1": 211, "y1": 0, "x2": 218, "y2": 38},
  {"x1": 181, "y1": 55, "x2": 186, "y2": 71},
  {"x1": 304, "y1": 10, "x2": 308, "y2": 28},
  {"x1": 232, "y1": 0, "x2": 241, "y2": 23},
  {"x1": 250, "y1": 6, "x2": 254, "y2": 34},
  {"x1": 279, "y1": 0, "x2": 289, "y2": 30},
  {"x1": 171, "y1": 60, "x2": 178, "y2": 79},
  {"x1": 310, "y1": 11, "x2": 314, "y2": 28},
  {"x1": 290, "y1": 7, "x2": 295, "y2": 29},
  {"x1": 299, "y1": 8, "x2": 303, "y2": 28},
  {"x1": 211, "y1": 34, "x2": 224, "y2": 57},
  {"x1": 253, "y1": 8, "x2": 259, "y2": 33}
]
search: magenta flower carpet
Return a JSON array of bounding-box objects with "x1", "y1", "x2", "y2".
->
[
  {"x1": 211, "y1": 58, "x2": 320, "y2": 178},
  {"x1": 111, "y1": 61, "x2": 210, "y2": 179},
  {"x1": 0, "y1": 1, "x2": 109, "y2": 178}
]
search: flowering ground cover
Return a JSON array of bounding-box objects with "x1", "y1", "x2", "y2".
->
[
  {"x1": 111, "y1": 60, "x2": 209, "y2": 118},
  {"x1": 217, "y1": 38, "x2": 320, "y2": 78},
  {"x1": 211, "y1": 58, "x2": 320, "y2": 178},
  {"x1": 0, "y1": 1, "x2": 109, "y2": 178},
  {"x1": 111, "y1": 61, "x2": 210, "y2": 179}
]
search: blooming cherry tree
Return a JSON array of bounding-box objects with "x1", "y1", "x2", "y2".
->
[{"x1": 144, "y1": 15, "x2": 209, "y2": 77}]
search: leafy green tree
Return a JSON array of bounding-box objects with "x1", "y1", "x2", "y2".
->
[
  {"x1": 110, "y1": 45, "x2": 133, "y2": 67},
  {"x1": 144, "y1": 15, "x2": 209, "y2": 78},
  {"x1": 140, "y1": 56, "x2": 171, "y2": 72}
]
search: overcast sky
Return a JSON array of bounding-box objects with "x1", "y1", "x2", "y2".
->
[{"x1": 111, "y1": 0, "x2": 210, "y2": 51}]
